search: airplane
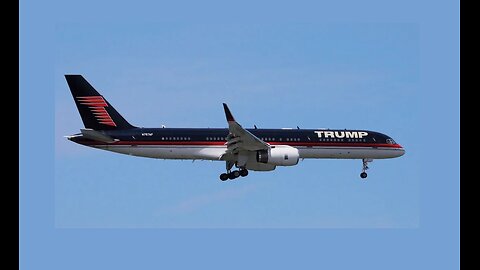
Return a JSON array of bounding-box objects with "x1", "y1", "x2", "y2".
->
[{"x1": 65, "y1": 75, "x2": 405, "y2": 181}]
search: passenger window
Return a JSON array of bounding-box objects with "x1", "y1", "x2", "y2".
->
[{"x1": 284, "y1": 154, "x2": 288, "y2": 160}]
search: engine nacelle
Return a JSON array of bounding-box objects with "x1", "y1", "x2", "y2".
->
[
  {"x1": 245, "y1": 161, "x2": 276, "y2": 171},
  {"x1": 256, "y1": 146, "x2": 300, "y2": 166}
]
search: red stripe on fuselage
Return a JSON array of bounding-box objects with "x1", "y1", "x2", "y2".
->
[{"x1": 82, "y1": 140, "x2": 403, "y2": 148}]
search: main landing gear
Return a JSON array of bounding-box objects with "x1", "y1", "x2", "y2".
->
[
  {"x1": 219, "y1": 169, "x2": 248, "y2": 181},
  {"x1": 360, "y1": 158, "x2": 373, "y2": 179},
  {"x1": 219, "y1": 161, "x2": 249, "y2": 181}
]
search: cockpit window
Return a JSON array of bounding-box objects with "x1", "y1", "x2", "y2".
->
[{"x1": 386, "y1": 138, "x2": 396, "y2": 144}]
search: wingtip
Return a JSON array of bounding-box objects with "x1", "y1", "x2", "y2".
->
[
  {"x1": 222, "y1": 103, "x2": 235, "y2": 122},
  {"x1": 64, "y1": 74, "x2": 84, "y2": 82}
]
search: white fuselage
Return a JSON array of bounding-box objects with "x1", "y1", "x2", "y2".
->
[{"x1": 92, "y1": 144, "x2": 405, "y2": 160}]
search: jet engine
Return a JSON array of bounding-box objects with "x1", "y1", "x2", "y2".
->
[{"x1": 256, "y1": 146, "x2": 300, "y2": 166}]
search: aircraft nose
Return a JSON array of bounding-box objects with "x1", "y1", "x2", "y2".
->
[{"x1": 397, "y1": 145, "x2": 405, "y2": 157}]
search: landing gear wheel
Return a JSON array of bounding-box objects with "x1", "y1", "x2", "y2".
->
[
  {"x1": 240, "y1": 169, "x2": 249, "y2": 177},
  {"x1": 360, "y1": 159, "x2": 372, "y2": 179},
  {"x1": 228, "y1": 171, "x2": 240, "y2": 180},
  {"x1": 220, "y1": 173, "x2": 229, "y2": 181}
]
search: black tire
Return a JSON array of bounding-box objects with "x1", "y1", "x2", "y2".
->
[
  {"x1": 232, "y1": 170, "x2": 241, "y2": 178},
  {"x1": 360, "y1": 172, "x2": 368, "y2": 179},
  {"x1": 240, "y1": 169, "x2": 249, "y2": 177},
  {"x1": 220, "y1": 173, "x2": 229, "y2": 181},
  {"x1": 228, "y1": 172, "x2": 236, "y2": 180}
]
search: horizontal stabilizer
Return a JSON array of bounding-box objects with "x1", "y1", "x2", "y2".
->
[{"x1": 81, "y1": 129, "x2": 118, "y2": 143}]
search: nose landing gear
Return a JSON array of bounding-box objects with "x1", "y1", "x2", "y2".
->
[{"x1": 360, "y1": 159, "x2": 372, "y2": 179}]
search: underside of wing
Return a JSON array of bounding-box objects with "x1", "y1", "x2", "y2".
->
[{"x1": 222, "y1": 103, "x2": 269, "y2": 156}]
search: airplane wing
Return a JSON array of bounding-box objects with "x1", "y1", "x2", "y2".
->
[{"x1": 222, "y1": 103, "x2": 270, "y2": 154}]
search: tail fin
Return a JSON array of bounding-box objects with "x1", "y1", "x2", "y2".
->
[{"x1": 65, "y1": 75, "x2": 135, "y2": 130}]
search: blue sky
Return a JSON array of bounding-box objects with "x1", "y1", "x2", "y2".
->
[
  {"x1": 21, "y1": 0, "x2": 459, "y2": 269},
  {"x1": 54, "y1": 23, "x2": 420, "y2": 229}
]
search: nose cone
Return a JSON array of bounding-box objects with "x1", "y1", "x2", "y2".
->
[{"x1": 396, "y1": 144, "x2": 406, "y2": 157}]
